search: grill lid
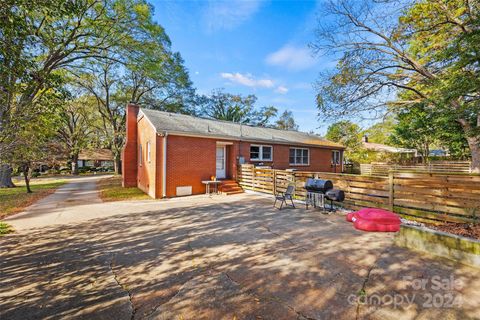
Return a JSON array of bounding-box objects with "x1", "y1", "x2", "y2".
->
[{"x1": 305, "y1": 178, "x2": 333, "y2": 193}]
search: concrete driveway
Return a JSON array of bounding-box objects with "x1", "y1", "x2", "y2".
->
[{"x1": 1, "y1": 179, "x2": 479, "y2": 320}]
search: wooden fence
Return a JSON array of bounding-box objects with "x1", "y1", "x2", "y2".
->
[
  {"x1": 238, "y1": 164, "x2": 480, "y2": 224},
  {"x1": 360, "y1": 161, "x2": 472, "y2": 176}
]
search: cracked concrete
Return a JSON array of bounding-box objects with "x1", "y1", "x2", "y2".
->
[
  {"x1": 1, "y1": 182, "x2": 480, "y2": 319},
  {"x1": 110, "y1": 254, "x2": 136, "y2": 320}
]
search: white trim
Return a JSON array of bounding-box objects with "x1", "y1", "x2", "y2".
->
[
  {"x1": 147, "y1": 141, "x2": 151, "y2": 163},
  {"x1": 216, "y1": 141, "x2": 233, "y2": 146},
  {"x1": 138, "y1": 110, "x2": 158, "y2": 134},
  {"x1": 289, "y1": 147, "x2": 310, "y2": 165},
  {"x1": 331, "y1": 150, "x2": 341, "y2": 165},
  {"x1": 216, "y1": 145, "x2": 226, "y2": 179},
  {"x1": 162, "y1": 133, "x2": 168, "y2": 198},
  {"x1": 250, "y1": 144, "x2": 273, "y2": 161}
]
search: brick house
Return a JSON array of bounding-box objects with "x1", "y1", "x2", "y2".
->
[{"x1": 122, "y1": 104, "x2": 345, "y2": 198}]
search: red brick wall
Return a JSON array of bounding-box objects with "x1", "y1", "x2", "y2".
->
[
  {"x1": 164, "y1": 135, "x2": 217, "y2": 197},
  {"x1": 136, "y1": 116, "x2": 158, "y2": 197},
  {"x1": 122, "y1": 104, "x2": 139, "y2": 187},
  {"x1": 237, "y1": 141, "x2": 343, "y2": 172},
  {"x1": 159, "y1": 135, "x2": 343, "y2": 198}
]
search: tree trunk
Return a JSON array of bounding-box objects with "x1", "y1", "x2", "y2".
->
[
  {"x1": 22, "y1": 164, "x2": 32, "y2": 193},
  {"x1": 0, "y1": 164, "x2": 15, "y2": 188},
  {"x1": 458, "y1": 118, "x2": 480, "y2": 173},
  {"x1": 71, "y1": 153, "x2": 79, "y2": 175},
  {"x1": 467, "y1": 135, "x2": 480, "y2": 173},
  {"x1": 114, "y1": 153, "x2": 121, "y2": 175}
]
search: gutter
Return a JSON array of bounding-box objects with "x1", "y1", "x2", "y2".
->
[{"x1": 162, "y1": 130, "x2": 346, "y2": 150}]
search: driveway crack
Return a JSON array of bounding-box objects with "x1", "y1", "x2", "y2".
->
[
  {"x1": 224, "y1": 271, "x2": 318, "y2": 320},
  {"x1": 261, "y1": 224, "x2": 298, "y2": 247},
  {"x1": 110, "y1": 254, "x2": 136, "y2": 320},
  {"x1": 355, "y1": 245, "x2": 391, "y2": 320},
  {"x1": 143, "y1": 275, "x2": 196, "y2": 319}
]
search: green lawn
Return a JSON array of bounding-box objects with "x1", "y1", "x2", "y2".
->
[
  {"x1": 0, "y1": 222, "x2": 13, "y2": 236},
  {"x1": 97, "y1": 176, "x2": 151, "y2": 201},
  {"x1": 0, "y1": 179, "x2": 66, "y2": 220}
]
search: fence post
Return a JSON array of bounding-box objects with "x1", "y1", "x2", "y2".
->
[
  {"x1": 292, "y1": 172, "x2": 296, "y2": 197},
  {"x1": 388, "y1": 170, "x2": 394, "y2": 211},
  {"x1": 272, "y1": 170, "x2": 277, "y2": 195},
  {"x1": 252, "y1": 165, "x2": 256, "y2": 190}
]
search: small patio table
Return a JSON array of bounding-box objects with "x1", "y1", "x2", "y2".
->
[{"x1": 202, "y1": 180, "x2": 222, "y2": 195}]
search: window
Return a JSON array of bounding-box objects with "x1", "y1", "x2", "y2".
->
[
  {"x1": 289, "y1": 148, "x2": 309, "y2": 165},
  {"x1": 250, "y1": 145, "x2": 273, "y2": 161},
  {"x1": 138, "y1": 144, "x2": 142, "y2": 166},
  {"x1": 332, "y1": 150, "x2": 341, "y2": 165},
  {"x1": 147, "y1": 141, "x2": 151, "y2": 163}
]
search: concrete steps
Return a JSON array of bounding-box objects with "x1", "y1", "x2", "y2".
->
[{"x1": 219, "y1": 180, "x2": 244, "y2": 195}]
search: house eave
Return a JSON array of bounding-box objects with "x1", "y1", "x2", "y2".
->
[{"x1": 163, "y1": 130, "x2": 345, "y2": 149}]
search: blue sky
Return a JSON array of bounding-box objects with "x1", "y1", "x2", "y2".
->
[{"x1": 152, "y1": 0, "x2": 336, "y2": 134}]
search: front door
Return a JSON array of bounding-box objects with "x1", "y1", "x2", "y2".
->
[{"x1": 216, "y1": 146, "x2": 226, "y2": 179}]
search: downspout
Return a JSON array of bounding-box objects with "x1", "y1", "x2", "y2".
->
[{"x1": 162, "y1": 132, "x2": 168, "y2": 198}]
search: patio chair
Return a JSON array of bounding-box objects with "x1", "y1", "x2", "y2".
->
[{"x1": 274, "y1": 184, "x2": 295, "y2": 209}]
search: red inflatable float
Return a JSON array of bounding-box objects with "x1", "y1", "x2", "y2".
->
[{"x1": 346, "y1": 208, "x2": 401, "y2": 232}]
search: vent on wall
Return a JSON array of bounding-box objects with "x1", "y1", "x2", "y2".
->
[{"x1": 176, "y1": 186, "x2": 192, "y2": 196}]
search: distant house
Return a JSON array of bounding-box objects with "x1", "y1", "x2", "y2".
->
[
  {"x1": 78, "y1": 149, "x2": 114, "y2": 168},
  {"x1": 362, "y1": 135, "x2": 417, "y2": 157},
  {"x1": 122, "y1": 104, "x2": 345, "y2": 198}
]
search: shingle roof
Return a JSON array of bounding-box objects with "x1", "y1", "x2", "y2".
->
[
  {"x1": 140, "y1": 108, "x2": 344, "y2": 149},
  {"x1": 78, "y1": 149, "x2": 114, "y2": 161},
  {"x1": 363, "y1": 142, "x2": 416, "y2": 153}
]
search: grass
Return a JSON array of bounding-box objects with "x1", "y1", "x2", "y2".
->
[
  {"x1": 0, "y1": 178, "x2": 66, "y2": 219},
  {"x1": 97, "y1": 176, "x2": 151, "y2": 202},
  {"x1": 0, "y1": 222, "x2": 14, "y2": 236}
]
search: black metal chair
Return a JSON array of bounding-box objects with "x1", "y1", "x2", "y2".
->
[{"x1": 274, "y1": 184, "x2": 295, "y2": 209}]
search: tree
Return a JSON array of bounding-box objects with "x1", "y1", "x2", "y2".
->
[
  {"x1": 389, "y1": 104, "x2": 437, "y2": 163},
  {"x1": 9, "y1": 91, "x2": 64, "y2": 192},
  {"x1": 0, "y1": 0, "x2": 156, "y2": 186},
  {"x1": 201, "y1": 89, "x2": 278, "y2": 125},
  {"x1": 390, "y1": 104, "x2": 470, "y2": 162},
  {"x1": 362, "y1": 117, "x2": 396, "y2": 145},
  {"x1": 70, "y1": 1, "x2": 194, "y2": 174},
  {"x1": 275, "y1": 110, "x2": 299, "y2": 131},
  {"x1": 313, "y1": 0, "x2": 480, "y2": 171},
  {"x1": 325, "y1": 120, "x2": 363, "y2": 162},
  {"x1": 57, "y1": 95, "x2": 96, "y2": 175}
]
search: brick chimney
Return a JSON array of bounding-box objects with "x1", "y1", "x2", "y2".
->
[{"x1": 122, "y1": 103, "x2": 139, "y2": 187}]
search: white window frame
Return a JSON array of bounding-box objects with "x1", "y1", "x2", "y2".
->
[
  {"x1": 147, "y1": 141, "x2": 151, "y2": 163},
  {"x1": 139, "y1": 144, "x2": 143, "y2": 166},
  {"x1": 289, "y1": 148, "x2": 310, "y2": 165},
  {"x1": 332, "y1": 150, "x2": 341, "y2": 165},
  {"x1": 250, "y1": 144, "x2": 273, "y2": 161}
]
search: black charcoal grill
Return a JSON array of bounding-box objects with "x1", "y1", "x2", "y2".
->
[
  {"x1": 304, "y1": 178, "x2": 333, "y2": 209},
  {"x1": 305, "y1": 178, "x2": 333, "y2": 193},
  {"x1": 325, "y1": 189, "x2": 345, "y2": 212},
  {"x1": 304, "y1": 178, "x2": 345, "y2": 211}
]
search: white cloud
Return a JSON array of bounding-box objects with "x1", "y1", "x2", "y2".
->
[
  {"x1": 265, "y1": 45, "x2": 317, "y2": 71},
  {"x1": 220, "y1": 72, "x2": 275, "y2": 88},
  {"x1": 204, "y1": 0, "x2": 261, "y2": 32},
  {"x1": 275, "y1": 86, "x2": 289, "y2": 94}
]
